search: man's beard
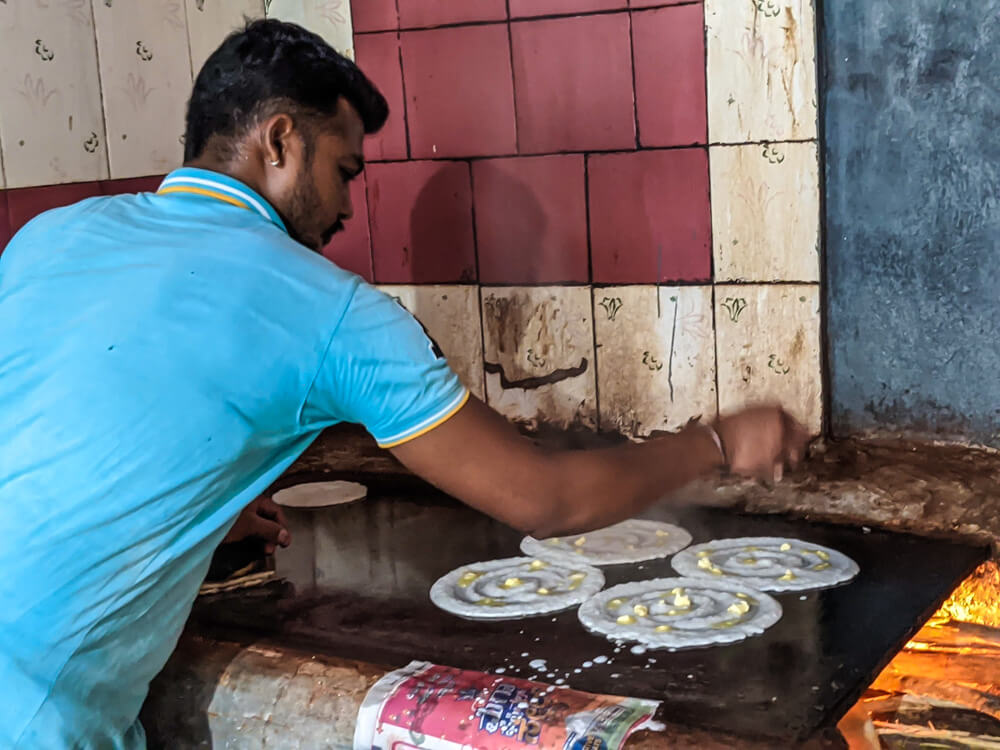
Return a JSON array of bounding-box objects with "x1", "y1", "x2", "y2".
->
[
  {"x1": 285, "y1": 170, "x2": 341, "y2": 252},
  {"x1": 321, "y1": 220, "x2": 344, "y2": 247}
]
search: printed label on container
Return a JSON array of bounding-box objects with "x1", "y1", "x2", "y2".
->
[{"x1": 354, "y1": 661, "x2": 661, "y2": 750}]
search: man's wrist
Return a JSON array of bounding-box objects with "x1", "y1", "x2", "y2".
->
[{"x1": 701, "y1": 423, "x2": 727, "y2": 469}]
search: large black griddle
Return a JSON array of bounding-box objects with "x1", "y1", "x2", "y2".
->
[{"x1": 193, "y1": 489, "x2": 988, "y2": 743}]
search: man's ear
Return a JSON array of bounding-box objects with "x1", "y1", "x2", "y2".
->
[{"x1": 261, "y1": 113, "x2": 296, "y2": 167}]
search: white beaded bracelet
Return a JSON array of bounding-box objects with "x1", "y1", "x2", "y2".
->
[{"x1": 704, "y1": 424, "x2": 727, "y2": 466}]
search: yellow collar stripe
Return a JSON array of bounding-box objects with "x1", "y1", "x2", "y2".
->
[{"x1": 157, "y1": 185, "x2": 250, "y2": 211}]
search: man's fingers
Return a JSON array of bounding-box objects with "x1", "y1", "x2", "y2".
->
[
  {"x1": 254, "y1": 496, "x2": 290, "y2": 546},
  {"x1": 781, "y1": 411, "x2": 809, "y2": 468},
  {"x1": 245, "y1": 513, "x2": 291, "y2": 548},
  {"x1": 267, "y1": 498, "x2": 289, "y2": 531}
]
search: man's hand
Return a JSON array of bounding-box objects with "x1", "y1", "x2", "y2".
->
[
  {"x1": 223, "y1": 494, "x2": 291, "y2": 554},
  {"x1": 715, "y1": 405, "x2": 810, "y2": 482}
]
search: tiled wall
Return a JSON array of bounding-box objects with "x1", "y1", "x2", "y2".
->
[
  {"x1": 0, "y1": 1, "x2": 353, "y2": 240},
  {"x1": 355, "y1": 0, "x2": 823, "y2": 436},
  {"x1": 0, "y1": 1, "x2": 823, "y2": 438}
]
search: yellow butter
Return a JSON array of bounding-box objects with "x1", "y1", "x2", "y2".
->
[
  {"x1": 476, "y1": 597, "x2": 505, "y2": 607},
  {"x1": 728, "y1": 600, "x2": 750, "y2": 616},
  {"x1": 712, "y1": 618, "x2": 741, "y2": 629},
  {"x1": 457, "y1": 571, "x2": 483, "y2": 588}
]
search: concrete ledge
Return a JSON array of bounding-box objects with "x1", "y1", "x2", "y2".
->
[{"x1": 677, "y1": 438, "x2": 1000, "y2": 553}]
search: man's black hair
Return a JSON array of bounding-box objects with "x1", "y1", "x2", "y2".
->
[{"x1": 184, "y1": 18, "x2": 388, "y2": 162}]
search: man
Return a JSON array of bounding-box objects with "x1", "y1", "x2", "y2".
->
[{"x1": 0, "y1": 19, "x2": 807, "y2": 748}]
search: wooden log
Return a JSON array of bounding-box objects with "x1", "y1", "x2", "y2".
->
[
  {"x1": 869, "y1": 620, "x2": 1000, "y2": 720},
  {"x1": 873, "y1": 721, "x2": 1000, "y2": 749},
  {"x1": 907, "y1": 619, "x2": 1000, "y2": 654},
  {"x1": 868, "y1": 694, "x2": 1000, "y2": 737}
]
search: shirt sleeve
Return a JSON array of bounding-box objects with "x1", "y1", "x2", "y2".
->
[{"x1": 302, "y1": 282, "x2": 469, "y2": 447}]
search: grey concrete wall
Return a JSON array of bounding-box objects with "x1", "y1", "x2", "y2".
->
[{"x1": 823, "y1": 0, "x2": 1000, "y2": 446}]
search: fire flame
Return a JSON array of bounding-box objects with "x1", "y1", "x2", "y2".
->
[
  {"x1": 842, "y1": 561, "x2": 1000, "y2": 744},
  {"x1": 931, "y1": 560, "x2": 1000, "y2": 628}
]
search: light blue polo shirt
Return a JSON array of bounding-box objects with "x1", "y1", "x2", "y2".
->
[{"x1": 0, "y1": 168, "x2": 468, "y2": 748}]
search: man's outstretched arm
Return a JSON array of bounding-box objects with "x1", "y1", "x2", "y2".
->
[{"x1": 390, "y1": 396, "x2": 807, "y2": 539}]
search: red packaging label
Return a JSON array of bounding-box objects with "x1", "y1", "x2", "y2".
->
[{"x1": 354, "y1": 661, "x2": 660, "y2": 750}]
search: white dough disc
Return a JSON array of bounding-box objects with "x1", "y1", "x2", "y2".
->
[
  {"x1": 520, "y1": 519, "x2": 693, "y2": 566},
  {"x1": 273, "y1": 481, "x2": 367, "y2": 509},
  {"x1": 578, "y1": 577, "x2": 782, "y2": 650},
  {"x1": 670, "y1": 537, "x2": 860, "y2": 592},
  {"x1": 430, "y1": 557, "x2": 605, "y2": 621}
]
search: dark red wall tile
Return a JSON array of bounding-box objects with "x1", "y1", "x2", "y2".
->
[
  {"x1": 7, "y1": 182, "x2": 102, "y2": 235},
  {"x1": 351, "y1": 0, "x2": 398, "y2": 32},
  {"x1": 401, "y1": 25, "x2": 517, "y2": 159},
  {"x1": 588, "y1": 149, "x2": 711, "y2": 283},
  {"x1": 632, "y1": 5, "x2": 707, "y2": 147},
  {"x1": 473, "y1": 155, "x2": 588, "y2": 283},
  {"x1": 322, "y1": 173, "x2": 374, "y2": 281},
  {"x1": 355, "y1": 32, "x2": 408, "y2": 162},
  {"x1": 630, "y1": 0, "x2": 694, "y2": 8},
  {"x1": 397, "y1": 0, "x2": 506, "y2": 29},
  {"x1": 510, "y1": 0, "x2": 625, "y2": 19},
  {"x1": 0, "y1": 191, "x2": 10, "y2": 253},
  {"x1": 511, "y1": 14, "x2": 635, "y2": 154},
  {"x1": 367, "y1": 161, "x2": 476, "y2": 283},
  {"x1": 99, "y1": 175, "x2": 164, "y2": 195}
]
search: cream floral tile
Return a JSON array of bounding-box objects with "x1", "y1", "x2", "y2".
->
[
  {"x1": 595, "y1": 286, "x2": 717, "y2": 438},
  {"x1": 185, "y1": 0, "x2": 265, "y2": 76},
  {"x1": 92, "y1": 0, "x2": 192, "y2": 177},
  {"x1": 481, "y1": 286, "x2": 597, "y2": 430},
  {"x1": 711, "y1": 142, "x2": 820, "y2": 282},
  {"x1": 0, "y1": 0, "x2": 108, "y2": 187},
  {"x1": 705, "y1": 0, "x2": 817, "y2": 144},
  {"x1": 715, "y1": 284, "x2": 822, "y2": 434},
  {"x1": 376, "y1": 284, "x2": 485, "y2": 400},
  {"x1": 266, "y1": 0, "x2": 355, "y2": 58}
]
